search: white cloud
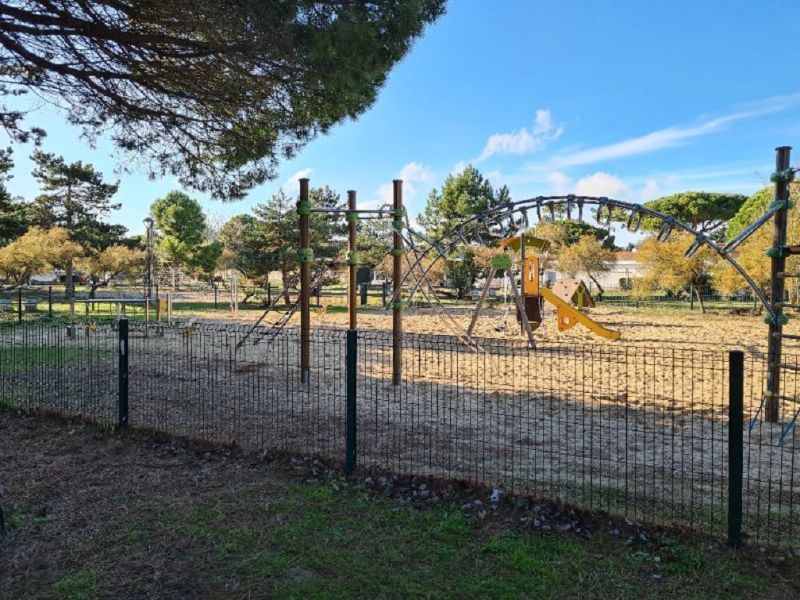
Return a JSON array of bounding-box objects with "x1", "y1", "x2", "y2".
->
[
  {"x1": 477, "y1": 109, "x2": 564, "y2": 161},
  {"x1": 281, "y1": 168, "x2": 314, "y2": 193},
  {"x1": 538, "y1": 93, "x2": 800, "y2": 171},
  {"x1": 398, "y1": 161, "x2": 434, "y2": 192},
  {"x1": 485, "y1": 170, "x2": 503, "y2": 184},
  {"x1": 639, "y1": 179, "x2": 660, "y2": 201},
  {"x1": 451, "y1": 161, "x2": 468, "y2": 176},
  {"x1": 369, "y1": 161, "x2": 434, "y2": 209},
  {"x1": 546, "y1": 171, "x2": 572, "y2": 195},
  {"x1": 573, "y1": 172, "x2": 631, "y2": 200}
]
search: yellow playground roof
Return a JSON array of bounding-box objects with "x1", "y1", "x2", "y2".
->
[{"x1": 496, "y1": 232, "x2": 551, "y2": 252}]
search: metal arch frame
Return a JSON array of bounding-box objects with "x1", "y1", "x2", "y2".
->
[{"x1": 390, "y1": 195, "x2": 774, "y2": 317}]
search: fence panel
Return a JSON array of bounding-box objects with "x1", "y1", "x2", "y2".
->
[
  {"x1": 1, "y1": 319, "x2": 799, "y2": 548},
  {"x1": 125, "y1": 324, "x2": 347, "y2": 458},
  {"x1": 0, "y1": 320, "x2": 117, "y2": 424},
  {"x1": 355, "y1": 333, "x2": 733, "y2": 536}
]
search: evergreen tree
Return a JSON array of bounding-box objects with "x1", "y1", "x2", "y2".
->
[
  {"x1": 356, "y1": 219, "x2": 393, "y2": 269},
  {"x1": 420, "y1": 166, "x2": 506, "y2": 238},
  {"x1": 30, "y1": 151, "x2": 120, "y2": 299},
  {"x1": 0, "y1": 1, "x2": 445, "y2": 199},
  {"x1": 150, "y1": 190, "x2": 219, "y2": 288},
  {"x1": 617, "y1": 191, "x2": 747, "y2": 238},
  {"x1": 420, "y1": 166, "x2": 510, "y2": 293},
  {"x1": 0, "y1": 148, "x2": 28, "y2": 246},
  {"x1": 253, "y1": 187, "x2": 346, "y2": 303}
]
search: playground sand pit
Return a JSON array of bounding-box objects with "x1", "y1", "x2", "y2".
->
[
  {"x1": 186, "y1": 303, "x2": 800, "y2": 357},
  {"x1": 3, "y1": 317, "x2": 798, "y2": 541}
]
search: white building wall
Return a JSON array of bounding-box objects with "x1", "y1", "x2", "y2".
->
[{"x1": 550, "y1": 255, "x2": 644, "y2": 291}]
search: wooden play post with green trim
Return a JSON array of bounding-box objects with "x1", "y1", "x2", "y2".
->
[
  {"x1": 298, "y1": 177, "x2": 311, "y2": 384},
  {"x1": 519, "y1": 226, "x2": 526, "y2": 335},
  {"x1": 392, "y1": 180, "x2": 404, "y2": 385},
  {"x1": 766, "y1": 146, "x2": 793, "y2": 423}
]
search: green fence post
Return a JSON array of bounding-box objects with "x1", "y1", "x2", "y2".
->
[
  {"x1": 728, "y1": 350, "x2": 744, "y2": 548},
  {"x1": 48, "y1": 286, "x2": 53, "y2": 318},
  {"x1": 17, "y1": 288, "x2": 22, "y2": 323},
  {"x1": 360, "y1": 283, "x2": 368, "y2": 306},
  {"x1": 345, "y1": 329, "x2": 358, "y2": 477},
  {"x1": 118, "y1": 318, "x2": 129, "y2": 432}
]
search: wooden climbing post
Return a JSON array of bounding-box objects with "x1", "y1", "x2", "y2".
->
[
  {"x1": 347, "y1": 190, "x2": 358, "y2": 330},
  {"x1": 508, "y1": 269, "x2": 536, "y2": 349},
  {"x1": 519, "y1": 231, "x2": 526, "y2": 335},
  {"x1": 392, "y1": 180, "x2": 404, "y2": 385},
  {"x1": 299, "y1": 178, "x2": 312, "y2": 384},
  {"x1": 766, "y1": 146, "x2": 792, "y2": 423},
  {"x1": 467, "y1": 267, "x2": 496, "y2": 340}
]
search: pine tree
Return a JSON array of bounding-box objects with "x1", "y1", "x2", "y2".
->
[
  {"x1": 0, "y1": 148, "x2": 28, "y2": 246},
  {"x1": 30, "y1": 151, "x2": 120, "y2": 299},
  {"x1": 0, "y1": 1, "x2": 445, "y2": 199},
  {"x1": 253, "y1": 187, "x2": 345, "y2": 303},
  {"x1": 149, "y1": 190, "x2": 215, "y2": 289},
  {"x1": 420, "y1": 166, "x2": 503, "y2": 239}
]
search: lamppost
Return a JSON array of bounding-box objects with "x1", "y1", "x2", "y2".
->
[{"x1": 143, "y1": 217, "x2": 154, "y2": 299}]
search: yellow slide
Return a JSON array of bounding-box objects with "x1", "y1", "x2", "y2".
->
[{"x1": 539, "y1": 288, "x2": 621, "y2": 341}]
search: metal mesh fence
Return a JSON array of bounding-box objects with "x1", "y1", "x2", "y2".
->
[
  {"x1": 1, "y1": 319, "x2": 798, "y2": 547},
  {"x1": 0, "y1": 320, "x2": 118, "y2": 423}
]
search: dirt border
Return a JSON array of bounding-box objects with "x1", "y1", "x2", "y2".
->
[{"x1": 1, "y1": 406, "x2": 794, "y2": 561}]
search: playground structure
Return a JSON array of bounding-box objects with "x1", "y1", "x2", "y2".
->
[
  {"x1": 464, "y1": 231, "x2": 620, "y2": 348},
  {"x1": 2, "y1": 148, "x2": 800, "y2": 547},
  {"x1": 283, "y1": 146, "x2": 798, "y2": 442}
]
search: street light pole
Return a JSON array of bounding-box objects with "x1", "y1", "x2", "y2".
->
[{"x1": 143, "y1": 217, "x2": 155, "y2": 300}]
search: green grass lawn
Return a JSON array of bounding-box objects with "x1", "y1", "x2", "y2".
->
[
  {"x1": 0, "y1": 345, "x2": 85, "y2": 374},
  {"x1": 150, "y1": 483, "x2": 783, "y2": 599},
  {"x1": 9, "y1": 481, "x2": 791, "y2": 599},
  {"x1": 3, "y1": 412, "x2": 797, "y2": 599}
]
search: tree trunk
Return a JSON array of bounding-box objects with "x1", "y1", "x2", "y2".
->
[
  {"x1": 694, "y1": 284, "x2": 706, "y2": 314},
  {"x1": 281, "y1": 269, "x2": 291, "y2": 305},
  {"x1": 588, "y1": 274, "x2": 604, "y2": 300},
  {"x1": 64, "y1": 257, "x2": 74, "y2": 301}
]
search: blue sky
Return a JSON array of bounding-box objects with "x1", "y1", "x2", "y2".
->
[{"x1": 4, "y1": 0, "x2": 800, "y2": 239}]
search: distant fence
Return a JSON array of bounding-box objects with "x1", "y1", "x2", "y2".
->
[
  {"x1": 588, "y1": 284, "x2": 762, "y2": 310},
  {"x1": 1, "y1": 281, "x2": 772, "y2": 322},
  {"x1": 0, "y1": 287, "x2": 153, "y2": 322},
  {"x1": 1, "y1": 319, "x2": 799, "y2": 548}
]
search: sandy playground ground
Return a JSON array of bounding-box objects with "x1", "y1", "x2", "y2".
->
[
  {"x1": 183, "y1": 302, "x2": 800, "y2": 358},
  {"x1": 3, "y1": 301, "x2": 800, "y2": 544}
]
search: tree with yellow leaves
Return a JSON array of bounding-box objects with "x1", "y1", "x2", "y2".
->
[
  {"x1": 557, "y1": 235, "x2": 615, "y2": 297},
  {"x1": 78, "y1": 245, "x2": 143, "y2": 298},
  {"x1": 0, "y1": 227, "x2": 82, "y2": 286},
  {"x1": 634, "y1": 233, "x2": 716, "y2": 312},
  {"x1": 713, "y1": 183, "x2": 800, "y2": 307}
]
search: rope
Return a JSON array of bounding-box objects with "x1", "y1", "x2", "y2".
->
[{"x1": 400, "y1": 239, "x2": 481, "y2": 351}]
